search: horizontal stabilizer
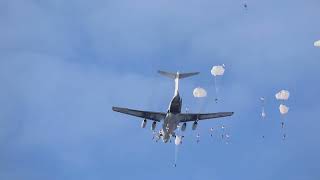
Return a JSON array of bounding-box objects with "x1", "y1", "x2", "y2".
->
[{"x1": 158, "y1": 70, "x2": 199, "y2": 79}]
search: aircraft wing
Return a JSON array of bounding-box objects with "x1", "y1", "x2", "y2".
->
[
  {"x1": 112, "y1": 107, "x2": 166, "y2": 122},
  {"x1": 178, "y1": 112, "x2": 234, "y2": 122}
]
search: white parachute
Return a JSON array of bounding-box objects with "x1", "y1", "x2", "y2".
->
[
  {"x1": 279, "y1": 104, "x2": 289, "y2": 115},
  {"x1": 314, "y1": 40, "x2": 320, "y2": 47},
  {"x1": 175, "y1": 136, "x2": 182, "y2": 145},
  {"x1": 193, "y1": 87, "x2": 207, "y2": 98},
  {"x1": 211, "y1": 65, "x2": 225, "y2": 76},
  {"x1": 275, "y1": 90, "x2": 290, "y2": 101},
  {"x1": 193, "y1": 88, "x2": 208, "y2": 112},
  {"x1": 211, "y1": 65, "x2": 226, "y2": 102}
]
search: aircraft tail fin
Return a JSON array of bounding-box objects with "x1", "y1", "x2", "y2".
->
[
  {"x1": 158, "y1": 71, "x2": 199, "y2": 79},
  {"x1": 158, "y1": 70, "x2": 199, "y2": 96}
]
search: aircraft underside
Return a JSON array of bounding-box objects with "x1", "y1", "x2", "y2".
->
[
  {"x1": 112, "y1": 70, "x2": 234, "y2": 144},
  {"x1": 160, "y1": 113, "x2": 179, "y2": 143}
]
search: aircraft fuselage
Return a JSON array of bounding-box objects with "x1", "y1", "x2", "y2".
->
[{"x1": 161, "y1": 93, "x2": 182, "y2": 143}]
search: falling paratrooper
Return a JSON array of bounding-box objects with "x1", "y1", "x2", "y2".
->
[
  {"x1": 259, "y1": 97, "x2": 267, "y2": 139},
  {"x1": 210, "y1": 127, "x2": 214, "y2": 137},
  {"x1": 243, "y1": 2, "x2": 248, "y2": 10},
  {"x1": 174, "y1": 135, "x2": 183, "y2": 168},
  {"x1": 260, "y1": 97, "x2": 266, "y2": 119},
  {"x1": 275, "y1": 90, "x2": 290, "y2": 134},
  {"x1": 221, "y1": 124, "x2": 226, "y2": 140},
  {"x1": 211, "y1": 65, "x2": 225, "y2": 103},
  {"x1": 275, "y1": 90, "x2": 290, "y2": 125},
  {"x1": 196, "y1": 133, "x2": 200, "y2": 143}
]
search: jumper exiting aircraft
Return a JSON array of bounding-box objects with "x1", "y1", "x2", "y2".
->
[{"x1": 112, "y1": 71, "x2": 234, "y2": 143}]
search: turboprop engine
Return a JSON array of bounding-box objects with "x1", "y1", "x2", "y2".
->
[
  {"x1": 192, "y1": 121, "x2": 198, "y2": 130},
  {"x1": 151, "y1": 121, "x2": 157, "y2": 131},
  {"x1": 141, "y1": 119, "x2": 147, "y2": 128},
  {"x1": 181, "y1": 123, "x2": 187, "y2": 131}
]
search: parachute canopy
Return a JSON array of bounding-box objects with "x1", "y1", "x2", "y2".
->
[
  {"x1": 211, "y1": 65, "x2": 225, "y2": 76},
  {"x1": 275, "y1": 90, "x2": 290, "y2": 100},
  {"x1": 175, "y1": 136, "x2": 182, "y2": 145},
  {"x1": 193, "y1": 87, "x2": 207, "y2": 98},
  {"x1": 314, "y1": 40, "x2": 320, "y2": 47},
  {"x1": 279, "y1": 104, "x2": 289, "y2": 115}
]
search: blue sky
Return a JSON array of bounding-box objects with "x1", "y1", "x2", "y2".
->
[{"x1": 0, "y1": 0, "x2": 320, "y2": 179}]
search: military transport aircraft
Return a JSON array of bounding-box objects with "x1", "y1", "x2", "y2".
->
[{"x1": 112, "y1": 71, "x2": 234, "y2": 143}]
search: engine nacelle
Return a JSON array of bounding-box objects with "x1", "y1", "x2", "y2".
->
[
  {"x1": 192, "y1": 121, "x2": 198, "y2": 130},
  {"x1": 151, "y1": 121, "x2": 157, "y2": 131},
  {"x1": 181, "y1": 123, "x2": 187, "y2": 131},
  {"x1": 141, "y1": 119, "x2": 147, "y2": 128}
]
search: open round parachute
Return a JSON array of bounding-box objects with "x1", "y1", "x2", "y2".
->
[
  {"x1": 279, "y1": 104, "x2": 289, "y2": 115},
  {"x1": 275, "y1": 90, "x2": 290, "y2": 101},
  {"x1": 193, "y1": 87, "x2": 207, "y2": 98},
  {"x1": 211, "y1": 65, "x2": 225, "y2": 77},
  {"x1": 211, "y1": 65, "x2": 226, "y2": 102},
  {"x1": 314, "y1": 40, "x2": 320, "y2": 47}
]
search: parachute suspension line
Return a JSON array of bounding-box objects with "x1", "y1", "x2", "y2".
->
[
  {"x1": 174, "y1": 144, "x2": 179, "y2": 167},
  {"x1": 174, "y1": 135, "x2": 183, "y2": 167},
  {"x1": 260, "y1": 97, "x2": 266, "y2": 119},
  {"x1": 214, "y1": 77, "x2": 218, "y2": 103},
  {"x1": 197, "y1": 98, "x2": 203, "y2": 114},
  {"x1": 279, "y1": 104, "x2": 289, "y2": 141},
  {"x1": 193, "y1": 87, "x2": 207, "y2": 113},
  {"x1": 211, "y1": 65, "x2": 225, "y2": 103},
  {"x1": 281, "y1": 114, "x2": 286, "y2": 141}
]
